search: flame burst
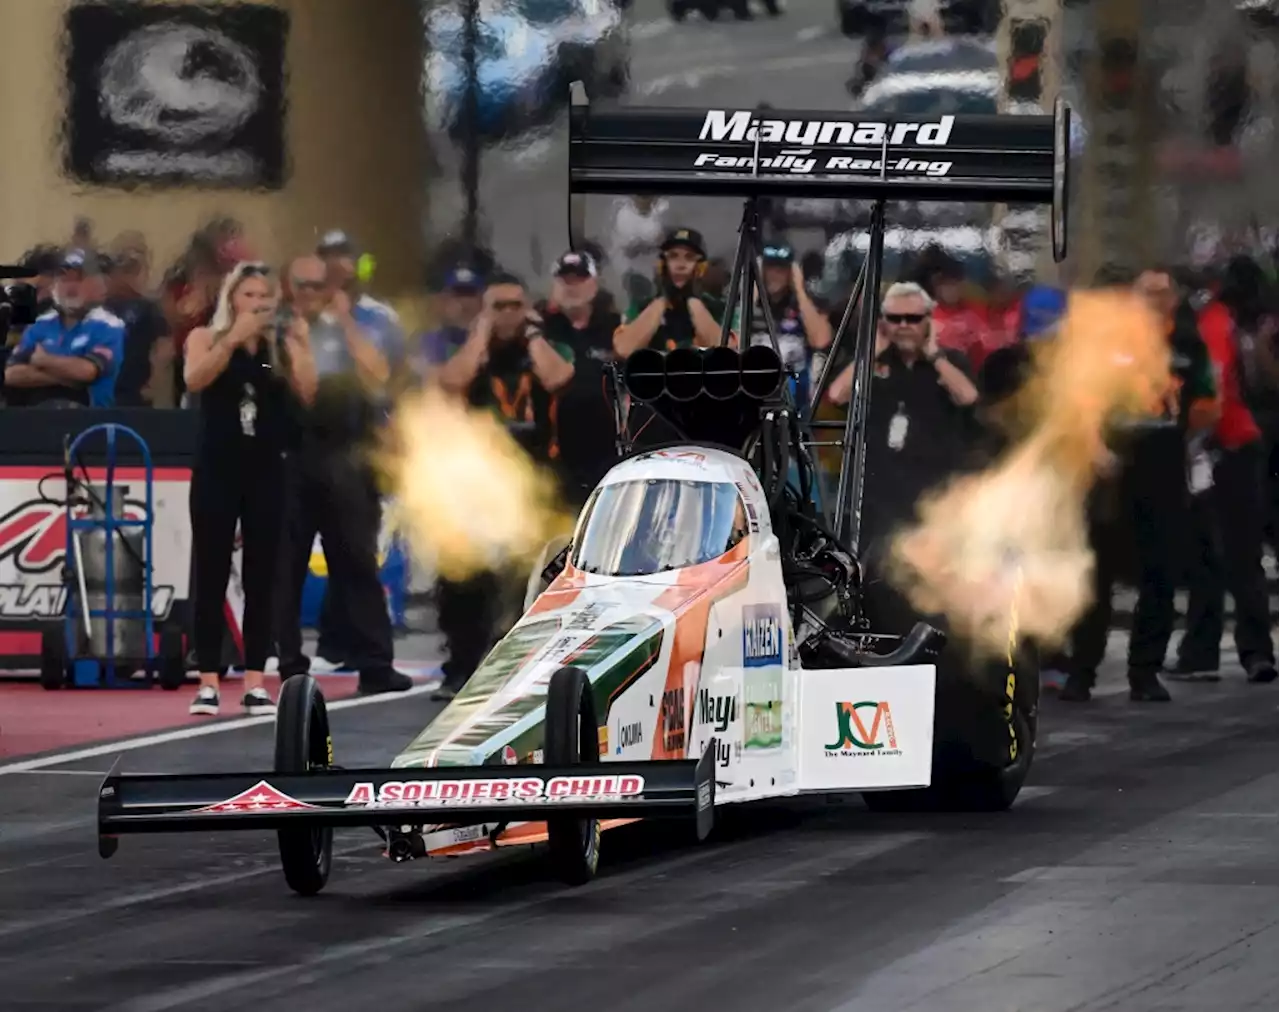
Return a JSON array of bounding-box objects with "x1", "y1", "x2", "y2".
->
[
  {"x1": 378, "y1": 387, "x2": 575, "y2": 583},
  {"x1": 888, "y1": 290, "x2": 1173, "y2": 657}
]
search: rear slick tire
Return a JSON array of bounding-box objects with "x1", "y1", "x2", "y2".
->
[
  {"x1": 274, "y1": 675, "x2": 334, "y2": 896},
  {"x1": 543, "y1": 666, "x2": 601, "y2": 886}
]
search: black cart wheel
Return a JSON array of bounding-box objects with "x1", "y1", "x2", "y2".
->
[
  {"x1": 543, "y1": 666, "x2": 601, "y2": 886},
  {"x1": 275, "y1": 675, "x2": 334, "y2": 896},
  {"x1": 158, "y1": 629, "x2": 187, "y2": 691},
  {"x1": 39, "y1": 628, "x2": 67, "y2": 691}
]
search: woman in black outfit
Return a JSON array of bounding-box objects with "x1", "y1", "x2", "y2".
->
[{"x1": 185, "y1": 262, "x2": 317, "y2": 716}]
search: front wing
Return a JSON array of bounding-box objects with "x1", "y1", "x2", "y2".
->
[{"x1": 97, "y1": 745, "x2": 717, "y2": 858}]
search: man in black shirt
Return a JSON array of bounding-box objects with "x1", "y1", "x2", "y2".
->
[
  {"x1": 826, "y1": 280, "x2": 980, "y2": 559},
  {"x1": 538, "y1": 250, "x2": 623, "y2": 508},
  {"x1": 434, "y1": 273, "x2": 575, "y2": 699}
]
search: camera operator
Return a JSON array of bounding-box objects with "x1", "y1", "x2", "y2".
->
[
  {"x1": 749, "y1": 243, "x2": 833, "y2": 405},
  {"x1": 275, "y1": 254, "x2": 413, "y2": 696},
  {"x1": 538, "y1": 250, "x2": 622, "y2": 509},
  {"x1": 613, "y1": 228, "x2": 725, "y2": 355},
  {"x1": 3, "y1": 249, "x2": 124, "y2": 408},
  {"x1": 434, "y1": 273, "x2": 575, "y2": 699},
  {"x1": 184, "y1": 263, "x2": 317, "y2": 716}
]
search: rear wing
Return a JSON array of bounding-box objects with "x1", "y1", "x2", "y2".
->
[{"x1": 568, "y1": 92, "x2": 1072, "y2": 261}]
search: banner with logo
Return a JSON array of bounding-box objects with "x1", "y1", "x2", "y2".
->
[{"x1": 64, "y1": 2, "x2": 287, "y2": 187}]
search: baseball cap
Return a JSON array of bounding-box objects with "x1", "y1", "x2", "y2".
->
[
  {"x1": 661, "y1": 227, "x2": 706, "y2": 257},
  {"x1": 553, "y1": 250, "x2": 598, "y2": 279},
  {"x1": 1019, "y1": 284, "x2": 1067, "y2": 340},
  {"x1": 443, "y1": 266, "x2": 483, "y2": 292},
  {"x1": 57, "y1": 248, "x2": 101, "y2": 276},
  {"x1": 316, "y1": 229, "x2": 358, "y2": 257},
  {"x1": 762, "y1": 243, "x2": 794, "y2": 264}
]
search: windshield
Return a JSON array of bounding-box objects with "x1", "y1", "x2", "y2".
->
[{"x1": 572, "y1": 480, "x2": 748, "y2": 577}]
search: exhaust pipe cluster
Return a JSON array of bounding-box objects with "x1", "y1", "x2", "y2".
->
[{"x1": 623, "y1": 345, "x2": 785, "y2": 404}]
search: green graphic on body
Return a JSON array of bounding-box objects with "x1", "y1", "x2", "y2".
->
[{"x1": 743, "y1": 667, "x2": 783, "y2": 750}]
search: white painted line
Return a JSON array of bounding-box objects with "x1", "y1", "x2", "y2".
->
[
  {"x1": 8, "y1": 768, "x2": 111, "y2": 777},
  {"x1": 795, "y1": 25, "x2": 824, "y2": 41},
  {"x1": 0, "y1": 683, "x2": 440, "y2": 776}
]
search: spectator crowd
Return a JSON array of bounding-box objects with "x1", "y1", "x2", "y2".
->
[{"x1": 3, "y1": 208, "x2": 1276, "y2": 707}]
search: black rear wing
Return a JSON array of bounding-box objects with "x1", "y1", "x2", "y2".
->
[
  {"x1": 97, "y1": 746, "x2": 717, "y2": 857},
  {"x1": 568, "y1": 92, "x2": 1072, "y2": 261}
]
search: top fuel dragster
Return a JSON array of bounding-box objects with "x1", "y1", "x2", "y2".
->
[{"x1": 96, "y1": 88, "x2": 1072, "y2": 896}]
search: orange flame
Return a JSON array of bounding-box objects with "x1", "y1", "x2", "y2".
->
[{"x1": 888, "y1": 289, "x2": 1172, "y2": 657}]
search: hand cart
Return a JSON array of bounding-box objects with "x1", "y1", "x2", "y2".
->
[{"x1": 39, "y1": 423, "x2": 186, "y2": 690}]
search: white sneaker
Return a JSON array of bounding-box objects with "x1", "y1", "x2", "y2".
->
[
  {"x1": 265, "y1": 656, "x2": 280, "y2": 673},
  {"x1": 309, "y1": 655, "x2": 346, "y2": 674},
  {"x1": 241, "y1": 687, "x2": 276, "y2": 715},
  {"x1": 189, "y1": 686, "x2": 220, "y2": 716}
]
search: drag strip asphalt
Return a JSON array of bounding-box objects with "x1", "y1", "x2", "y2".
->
[{"x1": 0, "y1": 647, "x2": 1274, "y2": 1012}]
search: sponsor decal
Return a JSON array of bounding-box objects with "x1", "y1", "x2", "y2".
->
[
  {"x1": 694, "y1": 152, "x2": 952, "y2": 177},
  {"x1": 697, "y1": 781, "x2": 713, "y2": 812},
  {"x1": 660, "y1": 687, "x2": 685, "y2": 754},
  {"x1": 343, "y1": 774, "x2": 646, "y2": 809},
  {"x1": 639, "y1": 449, "x2": 708, "y2": 466},
  {"x1": 563, "y1": 601, "x2": 608, "y2": 631},
  {"x1": 742, "y1": 604, "x2": 782, "y2": 667},
  {"x1": 699, "y1": 110, "x2": 956, "y2": 147},
  {"x1": 824, "y1": 701, "x2": 902, "y2": 756},
  {"x1": 615, "y1": 720, "x2": 643, "y2": 754},
  {"x1": 696, "y1": 688, "x2": 739, "y2": 732},
  {"x1": 500, "y1": 745, "x2": 519, "y2": 766},
  {"x1": 194, "y1": 780, "x2": 320, "y2": 814}
]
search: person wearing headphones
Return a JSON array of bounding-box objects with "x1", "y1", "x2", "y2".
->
[{"x1": 612, "y1": 228, "x2": 726, "y2": 355}]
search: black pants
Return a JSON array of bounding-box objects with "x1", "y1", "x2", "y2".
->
[
  {"x1": 437, "y1": 571, "x2": 500, "y2": 690},
  {"x1": 1179, "y1": 441, "x2": 1277, "y2": 669},
  {"x1": 277, "y1": 443, "x2": 393, "y2": 676},
  {"x1": 314, "y1": 566, "x2": 353, "y2": 661},
  {"x1": 1070, "y1": 465, "x2": 1181, "y2": 680},
  {"x1": 190, "y1": 452, "x2": 285, "y2": 673}
]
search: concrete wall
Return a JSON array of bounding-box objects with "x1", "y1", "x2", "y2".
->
[{"x1": 0, "y1": 0, "x2": 428, "y2": 297}]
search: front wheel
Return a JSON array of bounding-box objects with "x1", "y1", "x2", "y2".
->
[
  {"x1": 275, "y1": 675, "x2": 334, "y2": 896},
  {"x1": 543, "y1": 666, "x2": 601, "y2": 885}
]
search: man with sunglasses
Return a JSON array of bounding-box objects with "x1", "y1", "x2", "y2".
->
[
  {"x1": 827, "y1": 280, "x2": 979, "y2": 558},
  {"x1": 276, "y1": 254, "x2": 412, "y2": 696},
  {"x1": 749, "y1": 243, "x2": 833, "y2": 406},
  {"x1": 4, "y1": 248, "x2": 125, "y2": 408},
  {"x1": 435, "y1": 273, "x2": 576, "y2": 700}
]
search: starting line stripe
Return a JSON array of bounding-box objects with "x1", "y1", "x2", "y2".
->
[{"x1": 0, "y1": 682, "x2": 440, "y2": 776}]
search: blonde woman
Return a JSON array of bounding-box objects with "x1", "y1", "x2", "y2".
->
[{"x1": 183, "y1": 262, "x2": 318, "y2": 716}]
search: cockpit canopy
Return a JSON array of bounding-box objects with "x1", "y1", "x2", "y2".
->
[{"x1": 571, "y1": 479, "x2": 749, "y2": 577}]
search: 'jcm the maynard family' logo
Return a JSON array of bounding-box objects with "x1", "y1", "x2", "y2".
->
[{"x1": 825, "y1": 701, "x2": 899, "y2": 753}]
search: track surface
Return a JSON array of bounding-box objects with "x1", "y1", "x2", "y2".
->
[{"x1": 0, "y1": 635, "x2": 1274, "y2": 1012}]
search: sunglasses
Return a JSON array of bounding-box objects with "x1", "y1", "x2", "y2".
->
[
  {"x1": 240, "y1": 262, "x2": 271, "y2": 277},
  {"x1": 491, "y1": 299, "x2": 524, "y2": 311},
  {"x1": 762, "y1": 246, "x2": 792, "y2": 260},
  {"x1": 290, "y1": 278, "x2": 326, "y2": 291},
  {"x1": 883, "y1": 312, "x2": 927, "y2": 324}
]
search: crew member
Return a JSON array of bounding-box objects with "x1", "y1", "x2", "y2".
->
[
  {"x1": 103, "y1": 236, "x2": 169, "y2": 407},
  {"x1": 415, "y1": 266, "x2": 485, "y2": 379},
  {"x1": 613, "y1": 228, "x2": 725, "y2": 355},
  {"x1": 184, "y1": 262, "x2": 317, "y2": 716},
  {"x1": 827, "y1": 280, "x2": 980, "y2": 561},
  {"x1": 1171, "y1": 262, "x2": 1278, "y2": 684},
  {"x1": 1061, "y1": 267, "x2": 1219, "y2": 703},
  {"x1": 435, "y1": 273, "x2": 575, "y2": 699},
  {"x1": 749, "y1": 243, "x2": 832, "y2": 405},
  {"x1": 539, "y1": 250, "x2": 623, "y2": 508},
  {"x1": 275, "y1": 255, "x2": 413, "y2": 695},
  {"x1": 4, "y1": 249, "x2": 124, "y2": 407}
]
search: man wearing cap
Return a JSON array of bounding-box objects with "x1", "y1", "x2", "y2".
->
[
  {"x1": 4, "y1": 249, "x2": 125, "y2": 407},
  {"x1": 613, "y1": 227, "x2": 725, "y2": 356},
  {"x1": 750, "y1": 243, "x2": 832, "y2": 405},
  {"x1": 539, "y1": 250, "x2": 623, "y2": 506},
  {"x1": 415, "y1": 266, "x2": 485, "y2": 379},
  {"x1": 316, "y1": 230, "x2": 406, "y2": 371}
]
